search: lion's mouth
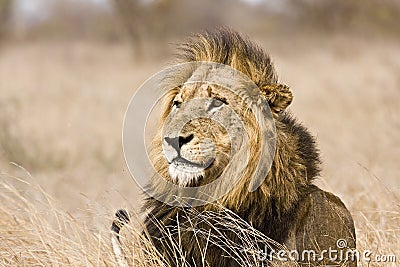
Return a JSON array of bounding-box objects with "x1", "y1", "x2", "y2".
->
[{"x1": 168, "y1": 157, "x2": 214, "y2": 186}]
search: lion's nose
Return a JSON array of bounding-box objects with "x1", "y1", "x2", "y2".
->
[
  {"x1": 178, "y1": 134, "x2": 194, "y2": 148},
  {"x1": 164, "y1": 134, "x2": 193, "y2": 151},
  {"x1": 164, "y1": 137, "x2": 179, "y2": 152}
]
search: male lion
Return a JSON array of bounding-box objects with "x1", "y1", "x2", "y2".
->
[{"x1": 113, "y1": 29, "x2": 356, "y2": 266}]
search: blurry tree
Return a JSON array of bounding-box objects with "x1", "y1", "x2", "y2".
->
[
  {"x1": 111, "y1": 0, "x2": 228, "y2": 59},
  {"x1": 112, "y1": 0, "x2": 188, "y2": 58},
  {"x1": 112, "y1": 0, "x2": 145, "y2": 58},
  {"x1": 288, "y1": 0, "x2": 400, "y2": 34},
  {"x1": 0, "y1": 0, "x2": 12, "y2": 41}
]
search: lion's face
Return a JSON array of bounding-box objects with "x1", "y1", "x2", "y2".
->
[{"x1": 152, "y1": 81, "x2": 260, "y2": 187}]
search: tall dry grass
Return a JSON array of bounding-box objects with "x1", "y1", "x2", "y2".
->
[
  {"x1": 1, "y1": 162, "x2": 399, "y2": 266},
  {"x1": 0, "y1": 173, "x2": 296, "y2": 266},
  {"x1": 0, "y1": 173, "x2": 164, "y2": 266},
  {"x1": 0, "y1": 35, "x2": 399, "y2": 266}
]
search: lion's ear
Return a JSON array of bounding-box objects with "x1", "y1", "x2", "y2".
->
[{"x1": 259, "y1": 83, "x2": 293, "y2": 114}]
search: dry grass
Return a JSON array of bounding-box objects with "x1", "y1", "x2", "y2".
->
[
  {"x1": 0, "y1": 174, "x2": 165, "y2": 266},
  {"x1": 0, "y1": 35, "x2": 399, "y2": 266}
]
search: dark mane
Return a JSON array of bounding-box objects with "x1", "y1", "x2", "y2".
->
[{"x1": 279, "y1": 112, "x2": 321, "y2": 182}]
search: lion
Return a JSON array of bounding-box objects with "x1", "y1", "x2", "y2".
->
[{"x1": 112, "y1": 29, "x2": 356, "y2": 266}]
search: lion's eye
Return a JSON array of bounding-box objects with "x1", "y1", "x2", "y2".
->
[
  {"x1": 209, "y1": 98, "x2": 227, "y2": 109},
  {"x1": 173, "y1": 101, "x2": 182, "y2": 108}
]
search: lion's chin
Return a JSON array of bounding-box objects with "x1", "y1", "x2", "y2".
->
[{"x1": 168, "y1": 163, "x2": 204, "y2": 187}]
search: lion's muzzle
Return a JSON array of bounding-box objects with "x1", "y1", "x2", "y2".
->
[{"x1": 163, "y1": 134, "x2": 216, "y2": 186}]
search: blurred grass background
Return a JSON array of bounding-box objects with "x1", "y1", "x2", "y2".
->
[{"x1": 0, "y1": 0, "x2": 399, "y2": 265}]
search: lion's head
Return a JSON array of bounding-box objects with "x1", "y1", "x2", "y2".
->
[{"x1": 148, "y1": 29, "x2": 318, "y2": 212}]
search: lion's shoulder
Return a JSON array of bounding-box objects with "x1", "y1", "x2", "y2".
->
[{"x1": 293, "y1": 186, "x2": 356, "y2": 252}]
